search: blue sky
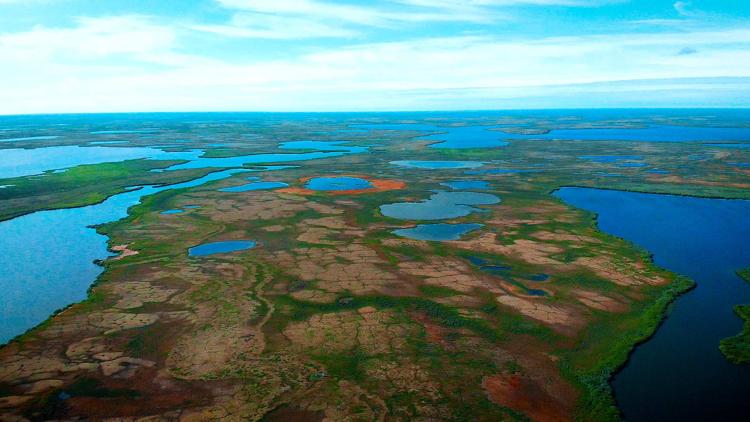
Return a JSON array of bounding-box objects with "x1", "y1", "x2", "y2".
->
[{"x1": 1, "y1": 0, "x2": 749, "y2": 113}]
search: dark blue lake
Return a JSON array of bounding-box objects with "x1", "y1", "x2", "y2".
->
[
  {"x1": 554, "y1": 187, "x2": 750, "y2": 422},
  {"x1": 188, "y1": 240, "x2": 256, "y2": 257},
  {"x1": 392, "y1": 223, "x2": 482, "y2": 241}
]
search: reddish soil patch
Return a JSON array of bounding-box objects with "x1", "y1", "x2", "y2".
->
[
  {"x1": 482, "y1": 373, "x2": 572, "y2": 422},
  {"x1": 277, "y1": 174, "x2": 405, "y2": 196}
]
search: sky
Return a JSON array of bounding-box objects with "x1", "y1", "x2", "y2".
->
[{"x1": 0, "y1": 0, "x2": 749, "y2": 114}]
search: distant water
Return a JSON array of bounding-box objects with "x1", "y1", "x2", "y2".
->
[
  {"x1": 220, "y1": 180, "x2": 288, "y2": 192},
  {"x1": 534, "y1": 125, "x2": 750, "y2": 142},
  {"x1": 165, "y1": 141, "x2": 366, "y2": 171},
  {"x1": 0, "y1": 146, "x2": 202, "y2": 178},
  {"x1": 358, "y1": 122, "x2": 750, "y2": 144},
  {"x1": 555, "y1": 187, "x2": 750, "y2": 422},
  {"x1": 0, "y1": 169, "x2": 249, "y2": 344},
  {"x1": 355, "y1": 123, "x2": 508, "y2": 148}
]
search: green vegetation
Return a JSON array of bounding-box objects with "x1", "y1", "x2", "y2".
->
[
  {"x1": 0, "y1": 159, "x2": 212, "y2": 221},
  {"x1": 719, "y1": 269, "x2": 750, "y2": 364}
]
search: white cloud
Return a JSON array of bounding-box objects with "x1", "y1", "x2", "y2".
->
[
  {"x1": 0, "y1": 15, "x2": 175, "y2": 62},
  {"x1": 1, "y1": 12, "x2": 749, "y2": 113},
  {"x1": 673, "y1": 1, "x2": 696, "y2": 17}
]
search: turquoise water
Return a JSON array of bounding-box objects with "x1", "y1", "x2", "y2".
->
[
  {"x1": 393, "y1": 223, "x2": 482, "y2": 241},
  {"x1": 441, "y1": 180, "x2": 490, "y2": 190},
  {"x1": 0, "y1": 168, "x2": 250, "y2": 344},
  {"x1": 390, "y1": 160, "x2": 484, "y2": 169},
  {"x1": 554, "y1": 187, "x2": 750, "y2": 422},
  {"x1": 160, "y1": 209, "x2": 184, "y2": 215},
  {"x1": 220, "y1": 180, "x2": 288, "y2": 192},
  {"x1": 0, "y1": 146, "x2": 203, "y2": 179},
  {"x1": 306, "y1": 177, "x2": 373, "y2": 191},
  {"x1": 188, "y1": 240, "x2": 256, "y2": 257},
  {"x1": 380, "y1": 191, "x2": 500, "y2": 220}
]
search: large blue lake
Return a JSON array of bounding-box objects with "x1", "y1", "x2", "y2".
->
[
  {"x1": 0, "y1": 168, "x2": 252, "y2": 344},
  {"x1": 555, "y1": 187, "x2": 750, "y2": 422}
]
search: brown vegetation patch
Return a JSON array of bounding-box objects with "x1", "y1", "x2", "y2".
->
[
  {"x1": 110, "y1": 244, "x2": 138, "y2": 260},
  {"x1": 483, "y1": 373, "x2": 573, "y2": 422}
]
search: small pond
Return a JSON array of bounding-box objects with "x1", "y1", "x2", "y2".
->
[
  {"x1": 305, "y1": 177, "x2": 373, "y2": 191},
  {"x1": 188, "y1": 240, "x2": 257, "y2": 257},
  {"x1": 380, "y1": 191, "x2": 500, "y2": 220}
]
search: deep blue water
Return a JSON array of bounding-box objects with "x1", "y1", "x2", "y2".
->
[
  {"x1": 390, "y1": 160, "x2": 484, "y2": 169},
  {"x1": 305, "y1": 177, "x2": 373, "y2": 191},
  {"x1": 380, "y1": 191, "x2": 500, "y2": 220},
  {"x1": 0, "y1": 168, "x2": 250, "y2": 344},
  {"x1": 554, "y1": 187, "x2": 750, "y2": 422},
  {"x1": 392, "y1": 223, "x2": 483, "y2": 241},
  {"x1": 188, "y1": 240, "x2": 256, "y2": 257}
]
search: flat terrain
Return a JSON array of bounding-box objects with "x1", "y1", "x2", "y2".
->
[{"x1": 1, "y1": 111, "x2": 749, "y2": 421}]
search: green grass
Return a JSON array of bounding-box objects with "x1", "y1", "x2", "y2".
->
[
  {"x1": 0, "y1": 159, "x2": 212, "y2": 221},
  {"x1": 562, "y1": 276, "x2": 694, "y2": 421},
  {"x1": 718, "y1": 268, "x2": 750, "y2": 364}
]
